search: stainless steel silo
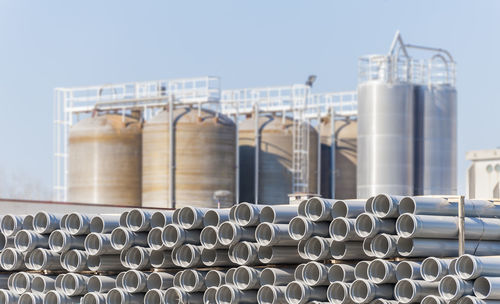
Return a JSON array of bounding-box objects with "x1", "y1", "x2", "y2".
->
[
  {"x1": 239, "y1": 115, "x2": 318, "y2": 204},
  {"x1": 142, "y1": 107, "x2": 236, "y2": 209},
  {"x1": 414, "y1": 84, "x2": 457, "y2": 195},
  {"x1": 357, "y1": 81, "x2": 415, "y2": 198},
  {"x1": 68, "y1": 115, "x2": 142, "y2": 206}
]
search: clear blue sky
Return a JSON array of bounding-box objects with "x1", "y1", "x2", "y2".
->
[{"x1": 0, "y1": 0, "x2": 498, "y2": 199}]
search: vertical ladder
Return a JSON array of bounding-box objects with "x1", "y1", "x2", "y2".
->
[{"x1": 292, "y1": 86, "x2": 310, "y2": 193}]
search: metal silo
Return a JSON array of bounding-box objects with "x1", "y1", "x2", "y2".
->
[
  {"x1": 239, "y1": 115, "x2": 318, "y2": 204},
  {"x1": 320, "y1": 118, "x2": 357, "y2": 199},
  {"x1": 142, "y1": 107, "x2": 236, "y2": 209},
  {"x1": 414, "y1": 84, "x2": 457, "y2": 195},
  {"x1": 68, "y1": 115, "x2": 142, "y2": 206},
  {"x1": 357, "y1": 81, "x2": 414, "y2": 198}
]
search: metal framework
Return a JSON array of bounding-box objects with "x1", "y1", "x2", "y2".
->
[{"x1": 53, "y1": 76, "x2": 358, "y2": 202}]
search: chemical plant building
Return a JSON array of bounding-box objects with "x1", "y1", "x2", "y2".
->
[{"x1": 0, "y1": 32, "x2": 496, "y2": 304}]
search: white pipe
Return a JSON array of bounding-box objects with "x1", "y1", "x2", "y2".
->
[
  {"x1": 14, "y1": 230, "x2": 49, "y2": 252},
  {"x1": 364, "y1": 197, "x2": 374, "y2": 214},
  {"x1": 304, "y1": 236, "x2": 333, "y2": 261},
  {"x1": 331, "y1": 241, "x2": 368, "y2": 260},
  {"x1": 12, "y1": 272, "x2": 36, "y2": 293},
  {"x1": 0, "y1": 247, "x2": 25, "y2": 270},
  {"x1": 48, "y1": 230, "x2": 85, "y2": 253},
  {"x1": 150, "y1": 250, "x2": 175, "y2": 268},
  {"x1": 22, "y1": 215, "x2": 33, "y2": 231},
  {"x1": 201, "y1": 248, "x2": 233, "y2": 267},
  {"x1": 370, "y1": 233, "x2": 399, "y2": 258},
  {"x1": 229, "y1": 205, "x2": 238, "y2": 223},
  {"x1": 144, "y1": 289, "x2": 165, "y2": 304},
  {"x1": 18, "y1": 293, "x2": 44, "y2": 304},
  {"x1": 399, "y1": 197, "x2": 500, "y2": 217},
  {"x1": 234, "y1": 266, "x2": 262, "y2": 290},
  {"x1": 305, "y1": 197, "x2": 335, "y2": 222},
  {"x1": 297, "y1": 239, "x2": 308, "y2": 260},
  {"x1": 61, "y1": 273, "x2": 90, "y2": 296},
  {"x1": 1, "y1": 214, "x2": 26, "y2": 237},
  {"x1": 473, "y1": 277, "x2": 500, "y2": 300},
  {"x1": 107, "y1": 288, "x2": 145, "y2": 304},
  {"x1": 367, "y1": 259, "x2": 398, "y2": 284},
  {"x1": 303, "y1": 261, "x2": 329, "y2": 286},
  {"x1": 31, "y1": 275, "x2": 56, "y2": 293},
  {"x1": 173, "y1": 244, "x2": 203, "y2": 268},
  {"x1": 178, "y1": 207, "x2": 210, "y2": 230},
  {"x1": 260, "y1": 267, "x2": 295, "y2": 286},
  {"x1": 0, "y1": 289, "x2": 19, "y2": 304},
  {"x1": 395, "y1": 261, "x2": 422, "y2": 280},
  {"x1": 256, "y1": 223, "x2": 298, "y2": 246},
  {"x1": 258, "y1": 246, "x2": 305, "y2": 264},
  {"x1": 126, "y1": 209, "x2": 153, "y2": 232},
  {"x1": 394, "y1": 279, "x2": 440, "y2": 303},
  {"x1": 225, "y1": 268, "x2": 237, "y2": 285},
  {"x1": 33, "y1": 212, "x2": 64, "y2": 234},
  {"x1": 65, "y1": 212, "x2": 93, "y2": 235},
  {"x1": 349, "y1": 279, "x2": 394, "y2": 304},
  {"x1": 331, "y1": 199, "x2": 366, "y2": 219},
  {"x1": 88, "y1": 254, "x2": 126, "y2": 272},
  {"x1": 456, "y1": 255, "x2": 500, "y2": 280},
  {"x1": 7, "y1": 272, "x2": 15, "y2": 290},
  {"x1": 200, "y1": 226, "x2": 226, "y2": 250},
  {"x1": 205, "y1": 270, "x2": 226, "y2": 288},
  {"x1": 87, "y1": 275, "x2": 116, "y2": 293},
  {"x1": 151, "y1": 211, "x2": 174, "y2": 228},
  {"x1": 328, "y1": 264, "x2": 356, "y2": 283},
  {"x1": 119, "y1": 211, "x2": 129, "y2": 227},
  {"x1": 439, "y1": 275, "x2": 474, "y2": 301},
  {"x1": 354, "y1": 213, "x2": 395, "y2": 238},
  {"x1": 81, "y1": 292, "x2": 107, "y2": 304},
  {"x1": 116, "y1": 272, "x2": 126, "y2": 289},
  {"x1": 124, "y1": 246, "x2": 152, "y2": 270},
  {"x1": 203, "y1": 286, "x2": 219, "y2": 304},
  {"x1": 84, "y1": 233, "x2": 120, "y2": 255},
  {"x1": 217, "y1": 222, "x2": 255, "y2": 246},
  {"x1": 294, "y1": 264, "x2": 306, "y2": 281},
  {"x1": 216, "y1": 284, "x2": 258, "y2": 304},
  {"x1": 162, "y1": 224, "x2": 201, "y2": 249},
  {"x1": 259, "y1": 205, "x2": 298, "y2": 224},
  {"x1": 327, "y1": 282, "x2": 353, "y2": 304},
  {"x1": 172, "y1": 209, "x2": 181, "y2": 225},
  {"x1": 122, "y1": 270, "x2": 149, "y2": 293},
  {"x1": 29, "y1": 248, "x2": 62, "y2": 271},
  {"x1": 234, "y1": 203, "x2": 267, "y2": 227},
  {"x1": 90, "y1": 214, "x2": 121, "y2": 233},
  {"x1": 110, "y1": 227, "x2": 148, "y2": 251},
  {"x1": 421, "y1": 295, "x2": 447, "y2": 304},
  {"x1": 298, "y1": 199, "x2": 308, "y2": 217},
  {"x1": 372, "y1": 194, "x2": 403, "y2": 218},
  {"x1": 257, "y1": 285, "x2": 287, "y2": 304},
  {"x1": 60, "y1": 249, "x2": 88, "y2": 272},
  {"x1": 329, "y1": 218, "x2": 362, "y2": 241},
  {"x1": 164, "y1": 287, "x2": 204, "y2": 304},
  {"x1": 147, "y1": 227, "x2": 167, "y2": 250},
  {"x1": 458, "y1": 296, "x2": 500, "y2": 304},
  {"x1": 203, "y1": 209, "x2": 230, "y2": 227},
  {"x1": 288, "y1": 216, "x2": 329, "y2": 241},
  {"x1": 231, "y1": 241, "x2": 260, "y2": 266},
  {"x1": 421, "y1": 257, "x2": 454, "y2": 282},
  {"x1": 55, "y1": 274, "x2": 65, "y2": 292},
  {"x1": 397, "y1": 238, "x2": 500, "y2": 257},
  {"x1": 354, "y1": 261, "x2": 370, "y2": 280},
  {"x1": 285, "y1": 281, "x2": 328, "y2": 304},
  {"x1": 362, "y1": 238, "x2": 374, "y2": 257},
  {"x1": 146, "y1": 272, "x2": 174, "y2": 290},
  {"x1": 43, "y1": 290, "x2": 81, "y2": 304}
]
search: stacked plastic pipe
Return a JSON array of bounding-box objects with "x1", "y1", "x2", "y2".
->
[{"x1": 0, "y1": 195, "x2": 499, "y2": 303}]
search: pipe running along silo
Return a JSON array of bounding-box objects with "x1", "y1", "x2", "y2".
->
[
  {"x1": 320, "y1": 117, "x2": 357, "y2": 199},
  {"x1": 238, "y1": 115, "x2": 318, "y2": 204},
  {"x1": 68, "y1": 114, "x2": 142, "y2": 206},
  {"x1": 142, "y1": 107, "x2": 236, "y2": 209}
]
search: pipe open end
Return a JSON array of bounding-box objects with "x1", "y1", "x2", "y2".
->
[
  {"x1": 66, "y1": 213, "x2": 83, "y2": 235},
  {"x1": 200, "y1": 226, "x2": 218, "y2": 249},
  {"x1": 33, "y1": 212, "x2": 50, "y2": 234},
  {"x1": 204, "y1": 287, "x2": 218, "y2": 304},
  {"x1": 235, "y1": 203, "x2": 254, "y2": 226},
  {"x1": 180, "y1": 270, "x2": 201, "y2": 292},
  {"x1": 350, "y1": 280, "x2": 371, "y2": 303},
  {"x1": 371, "y1": 234, "x2": 391, "y2": 258},
  {"x1": 355, "y1": 214, "x2": 375, "y2": 238},
  {"x1": 259, "y1": 206, "x2": 276, "y2": 223},
  {"x1": 85, "y1": 233, "x2": 102, "y2": 255},
  {"x1": 355, "y1": 261, "x2": 370, "y2": 280},
  {"x1": 289, "y1": 217, "x2": 308, "y2": 240},
  {"x1": 233, "y1": 243, "x2": 252, "y2": 265},
  {"x1": 328, "y1": 264, "x2": 347, "y2": 282},
  {"x1": 439, "y1": 275, "x2": 461, "y2": 300},
  {"x1": 178, "y1": 207, "x2": 197, "y2": 229},
  {"x1": 0, "y1": 248, "x2": 19, "y2": 270},
  {"x1": 61, "y1": 273, "x2": 78, "y2": 296},
  {"x1": 177, "y1": 245, "x2": 196, "y2": 268},
  {"x1": 258, "y1": 285, "x2": 277, "y2": 304},
  {"x1": 256, "y1": 223, "x2": 275, "y2": 247},
  {"x1": 285, "y1": 281, "x2": 306, "y2": 304},
  {"x1": 90, "y1": 217, "x2": 105, "y2": 234},
  {"x1": 29, "y1": 249, "x2": 47, "y2": 270},
  {"x1": 201, "y1": 249, "x2": 217, "y2": 266},
  {"x1": 204, "y1": 210, "x2": 221, "y2": 227},
  {"x1": 87, "y1": 276, "x2": 101, "y2": 293},
  {"x1": 330, "y1": 241, "x2": 347, "y2": 259},
  {"x1": 396, "y1": 237, "x2": 413, "y2": 256},
  {"x1": 14, "y1": 230, "x2": 32, "y2": 252},
  {"x1": 399, "y1": 197, "x2": 416, "y2": 214},
  {"x1": 372, "y1": 194, "x2": 393, "y2": 218},
  {"x1": 396, "y1": 214, "x2": 417, "y2": 238},
  {"x1": 1, "y1": 215, "x2": 18, "y2": 237},
  {"x1": 396, "y1": 261, "x2": 415, "y2": 280},
  {"x1": 13, "y1": 272, "x2": 30, "y2": 294},
  {"x1": 163, "y1": 225, "x2": 181, "y2": 248},
  {"x1": 82, "y1": 293, "x2": 102, "y2": 304},
  {"x1": 368, "y1": 260, "x2": 389, "y2": 283},
  {"x1": 456, "y1": 255, "x2": 477, "y2": 280},
  {"x1": 234, "y1": 267, "x2": 253, "y2": 290},
  {"x1": 148, "y1": 228, "x2": 164, "y2": 250},
  {"x1": 119, "y1": 212, "x2": 128, "y2": 227},
  {"x1": 305, "y1": 237, "x2": 326, "y2": 260},
  {"x1": 303, "y1": 262, "x2": 322, "y2": 285},
  {"x1": 205, "y1": 270, "x2": 224, "y2": 288},
  {"x1": 331, "y1": 218, "x2": 349, "y2": 241},
  {"x1": 328, "y1": 282, "x2": 349, "y2": 303},
  {"x1": 257, "y1": 246, "x2": 274, "y2": 263},
  {"x1": 305, "y1": 197, "x2": 327, "y2": 221},
  {"x1": 395, "y1": 279, "x2": 416, "y2": 303},
  {"x1": 217, "y1": 285, "x2": 237, "y2": 304},
  {"x1": 49, "y1": 230, "x2": 67, "y2": 253},
  {"x1": 473, "y1": 277, "x2": 492, "y2": 299},
  {"x1": 127, "y1": 210, "x2": 146, "y2": 231},
  {"x1": 218, "y1": 222, "x2": 236, "y2": 246},
  {"x1": 107, "y1": 288, "x2": 125, "y2": 304},
  {"x1": 294, "y1": 264, "x2": 305, "y2": 281},
  {"x1": 331, "y1": 200, "x2": 348, "y2": 218},
  {"x1": 260, "y1": 269, "x2": 276, "y2": 286},
  {"x1": 151, "y1": 212, "x2": 166, "y2": 228}
]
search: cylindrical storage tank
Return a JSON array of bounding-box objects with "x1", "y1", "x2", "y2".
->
[
  {"x1": 142, "y1": 107, "x2": 236, "y2": 208},
  {"x1": 357, "y1": 81, "x2": 414, "y2": 198},
  {"x1": 239, "y1": 115, "x2": 318, "y2": 204},
  {"x1": 414, "y1": 84, "x2": 457, "y2": 195},
  {"x1": 320, "y1": 118, "x2": 357, "y2": 199},
  {"x1": 68, "y1": 114, "x2": 142, "y2": 206}
]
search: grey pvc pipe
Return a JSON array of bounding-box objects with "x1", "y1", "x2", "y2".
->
[
  {"x1": 257, "y1": 285, "x2": 287, "y2": 304},
  {"x1": 0, "y1": 248, "x2": 25, "y2": 270},
  {"x1": 201, "y1": 248, "x2": 233, "y2": 267},
  {"x1": 119, "y1": 211, "x2": 128, "y2": 227},
  {"x1": 458, "y1": 295, "x2": 500, "y2": 304},
  {"x1": 151, "y1": 210, "x2": 174, "y2": 228},
  {"x1": 473, "y1": 277, "x2": 500, "y2": 300},
  {"x1": 126, "y1": 209, "x2": 153, "y2": 232},
  {"x1": 124, "y1": 246, "x2": 152, "y2": 270},
  {"x1": 178, "y1": 207, "x2": 210, "y2": 230},
  {"x1": 30, "y1": 248, "x2": 62, "y2": 271},
  {"x1": 327, "y1": 282, "x2": 353, "y2": 304},
  {"x1": 43, "y1": 290, "x2": 81, "y2": 304},
  {"x1": 116, "y1": 272, "x2": 126, "y2": 289},
  {"x1": 329, "y1": 218, "x2": 362, "y2": 242},
  {"x1": 297, "y1": 199, "x2": 308, "y2": 217},
  {"x1": 396, "y1": 261, "x2": 422, "y2": 280},
  {"x1": 107, "y1": 287, "x2": 145, "y2": 304},
  {"x1": 216, "y1": 284, "x2": 258, "y2": 304},
  {"x1": 328, "y1": 264, "x2": 356, "y2": 283},
  {"x1": 396, "y1": 213, "x2": 500, "y2": 240},
  {"x1": 173, "y1": 271, "x2": 183, "y2": 288},
  {"x1": 331, "y1": 241, "x2": 368, "y2": 260},
  {"x1": 0, "y1": 289, "x2": 19, "y2": 304},
  {"x1": 364, "y1": 197, "x2": 374, "y2": 214},
  {"x1": 24, "y1": 250, "x2": 34, "y2": 270},
  {"x1": 204, "y1": 286, "x2": 219, "y2": 304},
  {"x1": 285, "y1": 281, "x2": 328, "y2": 304},
  {"x1": 146, "y1": 272, "x2": 174, "y2": 290},
  {"x1": 362, "y1": 238, "x2": 374, "y2": 257},
  {"x1": 259, "y1": 205, "x2": 298, "y2": 224},
  {"x1": 354, "y1": 213, "x2": 395, "y2": 238},
  {"x1": 110, "y1": 227, "x2": 148, "y2": 251},
  {"x1": 370, "y1": 233, "x2": 399, "y2": 258},
  {"x1": 85, "y1": 233, "x2": 120, "y2": 255},
  {"x1": 421, "y1": 257, "x2": 454, "y2": 282},
  {"x1": 200, "y1": 226, "x2": 226, "y2": 250},
  {"x1": 367, "y1": 259, "x2": 398, "y2": 284},
  {"x1": 305, "y1": 197, "x2": 336, "y2": 222},
  {"x1": 172, "y1": 209, "x2": 181, "y2": 225},
  {"x1": 1, "y1": 214, "x2": 26, "y2": 237},
  {"x1": 144, "y1": 289, "x2": 165, "y2": 304},
  {"x1": 22, "y1": 215, "x2": 33, "y2": 231},
  {"x1": 255, "y1": 223, "x2": 298, "y2": 246},
  {"x1": 349, "y1": 279, "x2": 394, "y2": 304},
  {"x1": 147, "y1": 227, "x2": 167, "y2": 250},
  {"x1": 123, "y1": 270, "x2": 149, "y2": 293},
  {"x1": 260, "y1": 267, "x2": 295, "y2": 286},
  {"x1": 394, "y1": 279, "x2": 440, "y2": 303},
  {"x1": 90, "y1": 214, "x2": 121, "y2": 233},
  {"x1": 231, "y1": 241, "x2": 261, "y2": 266},
  {"x1": 421, "y1": 295, "x2": 447, "y2": 304},
  {"x1": 65, "y1": 212, "x2": 93, "y2": 235},
  {"x1": 304, "y1": 236, "x2": 333, "y2": 261},
  {"x1": 258, "y1": 246, "x2": 306, "y2": 265},
  {"x1": 81, "y1": 292, "x2": 107, "y2": 304},
  {"x1": 61, "y1": 249, "x2": 88, "y2": 272},
  {"x1": 162, "y1": 224, "x2": 201, "y2": 249},
  {"x1": 354, "y1": 261, "x2": 370, "y2": 280},
  {"x1": 12, "y1": 272, "x2": 36, "y2": 293},
  {"x1": 294, "y1": 264, "x2": 306, "y2": 281},
  {"x1": 87, "y1": 275, "x2": 116, "y2": 293},
  {"x1": 54, "y1": 274, "x2": 64, "y2": 292},
  {"x1": 439, "y1": 274, "x2": 474, "y2": 301},
  {"x1": 18, "y1": 292, "x2": 44, "y2": 304},
  {"x1": 14, "y1": 230, "x2": 49, "y2": 252},
  {"x1": 33, "y1": 212, "x2": 64, "y2": 234},
  {"x1": 164, "y1": 287, "x2": 203, "y2": 304},
  {"x1": 372, "y1": 194, "x2": 403, "y2": 218},
  {"x1": 397, "y1": 238, "x2": 500, "y2": 257},
  {"x1": 234, "y1": 266, "x2": 262, "y2": 290},
  {"x1": 229, "y1": 205, "x2": 238, "y2": 223},
  {"x1": 150, "y1": 250, "x2": 175, "y2": 269},
  {"x1": 205, "y1": 270, "x2": 226, "y2": 288},
  {"x1": 203, "y1": 209, "x2": 230, "y2": 227},
  {"x1": 289, "y1": 216, "x2": 329, "y2": 241},
  {"x1": 225, "y1": 268, "x2": 237, "y2": 285},
  {"x1": 399, "y1": 196, "x2": 500, "y2": 217},
  {"x1": 217, "y1": 222, "x2": 255, "y2": 246},
  {"x1": 61, "y1": 273, "x2": 90, "y2": 296},
  {"x1": 297, "y1": 239, "x2": 309, "y2": 260},
  {"x1": 303, "y1": 261, "x2": 330, "y2": 286},
  {"x1": 48, "y1": 230, "x2": 85, "y2": 253},
  {"x1": 456, "y1": 255, "x2": 500, "y2": 280},
  {"x1": 173, "y1": 244, "x2": 203, "y2": 268},
  {"x1": 234, "y1": 203, "x2": 267, "y2": 227},
  {"x1": 88, "y1": 254, "x2": 126, "y2": 272},
  {"x1": 331, "y1": 199, "x2": 366, "y2": 219}
]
